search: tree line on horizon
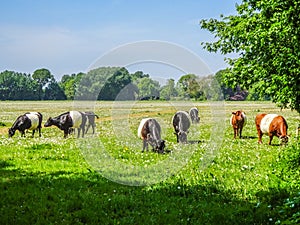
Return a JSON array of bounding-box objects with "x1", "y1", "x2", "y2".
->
[{"x1": 0, "y1": 67, "x2": 269, "y2": 102}]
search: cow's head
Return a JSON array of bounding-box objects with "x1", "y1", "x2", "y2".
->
[
  {"x1": 177, "y1": 131, "x2": 188, "y2": 143},
  {"x1": 280, "y1": 135, "x2": 289, "y2": 145},
  {"x1": 8, "y1": 128, "x2": 15, "y2": 137},
  {"x1": 155, "y1": 140, "x2": 165, "y2": 153},
  {"x1": 44, "y1": 117, "x2": 54, "y2": 127},
  {"x1": 232, "y1": 111, "x2": 245, "y2": 121}
]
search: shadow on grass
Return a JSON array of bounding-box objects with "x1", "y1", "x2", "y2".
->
[
  {"x1": 0, "y1": 164, "x2": 292, "y2": 225},
  {"x1": 241, "y1": 136, "x2": 257, "y2": 140}
]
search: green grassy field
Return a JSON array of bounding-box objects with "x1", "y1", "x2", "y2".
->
[{"x1": 0, "y1": 101, "x2": 299, "y2": 225}]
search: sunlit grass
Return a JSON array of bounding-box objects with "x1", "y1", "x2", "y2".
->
[{"x1": 0, "y1": 100, "x2": 299, "y2": 224}]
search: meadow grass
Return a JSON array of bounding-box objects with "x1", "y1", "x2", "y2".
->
[{"x1": 0, "y1": 100, "x2": 299, "y2": 224}]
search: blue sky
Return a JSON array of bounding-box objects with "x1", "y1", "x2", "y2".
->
[{"x1": 0, "y1": 0, "x2": 241, "y2": 80}]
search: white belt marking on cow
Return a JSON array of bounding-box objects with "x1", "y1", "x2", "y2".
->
[
  {"x1": 138, "y1": 118, "x2": 151, "y2": 138},
  {"x1": 260, "y1": 114, "x2": 278, "y2": 134},
  {"x1": 230, "y1": 115, "x2": 234, "y2": 126},
  {"x1": 25, "y1": 113, "x2": 39, "y2": 130},
  {"x1": 70, "y1": 111, "x2": 82, "y2": 128},
  {"x1": 241, "y1": 112, "x2": 247, "y2": 126}
]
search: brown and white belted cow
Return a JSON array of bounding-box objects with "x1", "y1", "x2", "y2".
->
[
  {"x1": 255, "y1": 113, "x2": 288, "y2": 145},
  {"x1": 137, "y1": 118, "x2": 165, "y2": 153},
  {"x1": 230, "y1": 110, "x2": 247, "y2": 139}
]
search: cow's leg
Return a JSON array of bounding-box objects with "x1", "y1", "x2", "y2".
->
[
  {"x1": 38, "y1": 127, "x2": 41, "y2": 137},
  {"x1": 257, "y1": 130, "x2": 263, "y2": 144},
  {"x1": 233, "y1": 128, "x2": 237, "y2": 139},
  {"x1": 142, "y1": 139, "x2": 148, "y2": 152},
  {"x1": 85, "y1": 124, "x2": 90, "y2": 134},
  {"x1": 32, "y1": 130, "x2": 35, "y2": 138},
  {"x1": 81, "y1": 126, "x2": 85, "y2": 138},
  {"x1": 77, "y1": 128, "x2": 80, "y2": 138},
  {"x1": 239, "y1": 127, "x2": 243, "y2": 138},
  {"x1": 256, "y1": 126, "x2": 263, "y2": 144},
  {"x1": 64, "y1": 129, "x2": 68, "y2": 138},
  {"x1": 175, "y1": 133, "x2": 179, "y2": 143},
  {"x1": 268, "y1": 135, "x2": 273, "y2": 145}
]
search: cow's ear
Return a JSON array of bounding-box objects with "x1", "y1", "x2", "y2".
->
[{"x1": 232, "y1": 112, "x2": 236, "y2": 115}]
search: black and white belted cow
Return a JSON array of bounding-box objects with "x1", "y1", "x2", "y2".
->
[
  {"x1": 44, "y1": 111, "x2": 87, "y2": 138},
  {"x1": 9, "y1": 112, "x2": 43, "y2": 137},
  {"x1": 172, "y1": 111, "x2": 191, "y2": 143},
  {"x1": 189, "y1": 107, "x2": 200, "y2": 124},
  {"x1": 137, "y1": 118, "x2": 165, "y2": 153}
]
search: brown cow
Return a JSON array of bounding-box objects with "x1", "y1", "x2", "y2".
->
[
  {"x1": 230, "y1": 110, "x2": 247, "y2": 139},
  {"x1": 255, "y1": 113, "x2": 288, "y2": 145}
]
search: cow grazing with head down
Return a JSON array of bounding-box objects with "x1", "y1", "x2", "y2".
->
[
  {"x1": 137, "y1": 118, "x2": 165, "y2": 153},
  {"x1": 84, "y1": 111, "x2": 99, "y2": 134},
  {"x1": 9, "y1": 112, "x2": 43, "y2": 138},
  {"x1": 230, "y1": 110, "x2": 247, "y2": 139},
  {"x1": 172, "y1": 111, "x2": 191, "y2": 143},
  {"x1": 189, "y1": 107, "x2": 200, "y2": 124},
  {"x1": 255, "y1": 113, "x2": 288, "y2": 145},
  {"x1": 44, "y1": 111, "x2": 87, "y2": 138}
]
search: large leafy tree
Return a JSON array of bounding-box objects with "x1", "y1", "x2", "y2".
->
[
  {"x1": 59, "y1": 73, "x2": 84, "y2": 100},
  {"x1": 200, "y1": 0, "x2": 300, "y2": 112},
  {"x1": 98, "y1": 67, "x2": 133, "y2": 100},
  {"x1": 44, "y1": 78, "x2": 66, "y2": 100},
  {"x1": 32, "y1": 68, "x2": 53, "y2": 100},
  {"x1": 0, "y1": 71, "x2": 39, "y2": 100},
  {"x1": 160, "y1": 79, "x2": 178, "y2": 100},
  {"x1": 177, "y1": 74, "x2": 203, "y2": 100},
  {"x1": 135, "y1": 77, "x2": 160, "y2": 99}
]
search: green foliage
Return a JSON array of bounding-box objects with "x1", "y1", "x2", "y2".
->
[
  {"x1": 271, "y1": 144, "x2": 300, "y2": 224},
  {"x1": 44, "y1": 78, "x2": 66, "y2": 100},
  {"x1": 59, "y1": 73, "x2": 84, "y2": 100},
  {"x1": 135, "y1": 77, "x2": 160, "y2": 99},
  {"x1": 32, "y1": 68, "x2": 54, "y2": 100},
  {"x1": 160, "y1": 79, "x2": 178, "y2": 100},
  {"x1": 0, "y1": 70, "x2": 39, "y2": 100},
  {"x1": 99, "y1": 67, "x2": 134, "y2": 100},
  {"x1": 75, "y1": 67, "x2": 139, "y2": 101},
  {"x1": 177, "y1": 74, "x2": 203, "y2": 100},
  {"x1": 200, "y1": 0, "x2": 300, "y2": 112}
]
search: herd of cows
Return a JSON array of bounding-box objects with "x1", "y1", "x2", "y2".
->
[
  {"x1": 7, "y1": 107, "x2": 289, "y2": 153},
  {"x1": 8, "y1": 111, "x2": 99, "y2": 139}
]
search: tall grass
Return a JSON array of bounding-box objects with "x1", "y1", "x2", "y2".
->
[{"x1": 0, "y1": 101, "x2": 299, "y2": 224}]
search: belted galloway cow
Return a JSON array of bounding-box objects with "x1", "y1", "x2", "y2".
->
[
  {"x1": 172, "y1": 111, "x2": 191, "y2": 143},
  {"x1": 189, "y1": 107, "x2": 200, "y2": 124},
  {"x1": 9, "y1": 112, "x2": 43, "y2": 137},
  {"x1": 137, "y1": 118, "x2": 165, "y2": 153},
  {"x1": 44, "y1": 111, "x2": 87, "y2": 138}
]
